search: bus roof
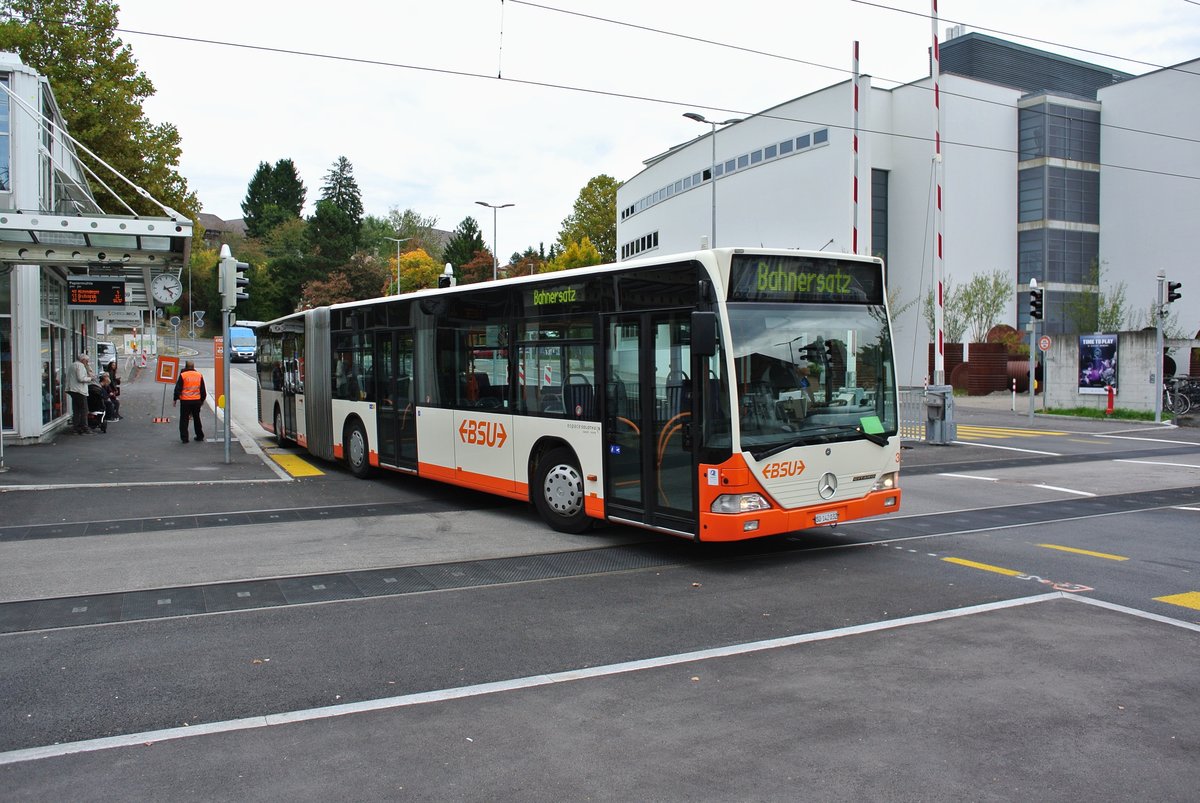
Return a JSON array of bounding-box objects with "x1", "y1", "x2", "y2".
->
[{"x1": 255, "y1": 247, "x2": 883, "y2": 328}]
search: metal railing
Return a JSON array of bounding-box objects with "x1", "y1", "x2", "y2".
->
[
  {"x1": 899, "y1": 387, "x2": 926, "y2": 441},
  {"x1": 899, "y1": 385, "x2": 956, "y2": 444}
]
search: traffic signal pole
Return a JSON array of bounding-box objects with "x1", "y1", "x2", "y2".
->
[
  {"x1": 1028, "y1": 278, "x2": 1041, "y2": 423},
  {"x1": 217, "y1": 245, "x2": 250, "y2": 464}
]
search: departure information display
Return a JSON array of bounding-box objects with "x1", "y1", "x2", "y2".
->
[{"x1": 67, "y1": 277, "x2": 127, "y2": 309}]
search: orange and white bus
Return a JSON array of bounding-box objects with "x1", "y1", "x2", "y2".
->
[{"x1": 256, "y1": 247, "x2": 901, "y2": 540}]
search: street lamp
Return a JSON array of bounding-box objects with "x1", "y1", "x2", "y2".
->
[
  {"x1": 475, "y1": 200, "x2": 514, "y2": 281},
  {"x1": 683, "y1": 112, "x2": 741, "y2": 248},
  {"x1": 383, "y1": 236, "x2": 411, "y2": 293}
]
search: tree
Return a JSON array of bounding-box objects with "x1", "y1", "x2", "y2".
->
[
  {"x1": 271, "y1": 158, "x2": 306, "y2": 218},
  {"x1": 396, "y1": 248, "x2": 443, "y2": 293},
  {"x1": 558, "y1": 175, "x2": 620, "y2": 263},
  {"x1": 507, "y1": 245, "x2": 547, "y2": 278},
  {"x1": 458, "y1": 249, "x2": 495, "y2": 285},
  {"x1": 319, "y1": 156, "x2": 363, "y2": 230},
  {"x1": 923, "y1": 277, "x2": 968, "y2": 343},
  {"x1": 0, "y1": 0, "x2": 198, "y2": 218},
  {"x1": 961, "y1": 270, "x2": 1012, "y2": 342},
  {"x1": 241, "y1": 159, "x2": 307, "y2": 239},
  {"x1": 299, "y1": 271, "x2": 354, "y2": 310},
  {"x1": 542, "y1": 237, "x2": 602, "y2": 273},
  {"x1": 387, "y1": 208, "x2": 444, "y2": 262},
  {"x1": 306, "y1": 198, "x2": 357, "y2": 267},
  {"x1": 241, "y1": 163, "x2": 275, "y2": 238},
  {"x1": 1065, "y1": 259, "x2": 1130, "y2": 334},
  {"x1": 261, "y1": 218, "x2": 322, "y2": 316},
  {"x1": 443, "y1": 216, "x2": 486, "y2": 271}
]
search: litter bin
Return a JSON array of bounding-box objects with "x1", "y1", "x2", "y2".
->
[{"x1": 924, "y1": 384, "x2": 956, "y2": 444}]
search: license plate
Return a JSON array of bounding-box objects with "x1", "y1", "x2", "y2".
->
[{"x1": 814, "y1": 511, "x2": 839, "y2": 525}]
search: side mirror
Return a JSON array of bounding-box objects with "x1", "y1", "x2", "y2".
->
[{"x1": 692, "y1": 311, "x2": 717, "y2": 357}]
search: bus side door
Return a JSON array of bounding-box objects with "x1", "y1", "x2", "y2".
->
[
  {"x1": 603, "y1": 310, "x2": 697, "y2": 535},
  {"x1": 374, "y1": 330, "x2": 417, "y2": 470}
]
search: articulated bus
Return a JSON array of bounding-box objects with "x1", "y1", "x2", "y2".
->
[{"x1": 256, "y1": 247, "x2": 901, "y2": 541}]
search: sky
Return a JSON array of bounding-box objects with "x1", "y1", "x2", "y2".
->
[{"x1": 111, "y1": 0, "x2": 1200, "y2": 262}]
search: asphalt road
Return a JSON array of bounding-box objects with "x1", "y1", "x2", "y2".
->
[{"x1": 1, "y1": 354, "x2": 1198, "y2": 801}]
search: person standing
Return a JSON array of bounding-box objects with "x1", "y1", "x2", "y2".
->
[
  {"x1": 66, "y1": 353, "x2": 95, "y2": 435},
  {"x1": 173, "y1": 360, "x2": 207, "y2": 443}
]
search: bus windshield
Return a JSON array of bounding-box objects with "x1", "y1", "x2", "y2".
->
[{"x1": 727, "y1": 302, "x2": 898, "y2": 457}]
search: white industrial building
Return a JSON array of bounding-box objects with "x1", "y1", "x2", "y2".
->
[
  {"x1": 616, "y1": 32, "x2": 1200, "y2": 385},
  {"x1": 0, "y1": 53, "x2": 191, "y2": 444}
]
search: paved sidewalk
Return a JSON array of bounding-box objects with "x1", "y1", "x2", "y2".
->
[{"x1": 0, "y1": 360, "x2": 279, "y2": 491}]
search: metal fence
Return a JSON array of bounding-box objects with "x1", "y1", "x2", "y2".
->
[
  {"x1": 899, "y1": 387, "x2": 926, "y2": 441},
  {"x1": 898, "y1": 385, "x2": 956, "y2": 444}
]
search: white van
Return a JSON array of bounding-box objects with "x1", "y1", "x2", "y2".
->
[
  {"x1": 96, "y1": 341, "x2": 119, "y2": 372},
  {"x1": 228, "y1": 326, "x2": 258, "y2": 362}
]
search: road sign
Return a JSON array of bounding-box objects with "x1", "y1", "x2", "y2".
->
[
  {"x1": 169, "y1": 315, "x2": 181, "y2": 329},
  {"x1": 1038, "y1": 335, "x2": 1052, "y2": 352},
  {"x1": 156, "y1": 355, "x2": 180, "y2": 384}
]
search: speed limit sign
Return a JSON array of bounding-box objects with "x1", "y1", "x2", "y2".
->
[{"x1": 1038, "y1": 335, "x2": 1052, "y2": 352}]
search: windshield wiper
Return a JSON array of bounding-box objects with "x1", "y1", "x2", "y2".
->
[{"x1": 752, "y1": 425, "x2": 889, "y2": 459}]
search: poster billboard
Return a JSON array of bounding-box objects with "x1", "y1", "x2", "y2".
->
[{"x1": 1078, "y1": 334, "x2": 1118, "y2": 395}]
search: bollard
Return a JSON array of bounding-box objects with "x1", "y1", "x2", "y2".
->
[{"x1": 1105, "y1": 384, "x2": 1114, "y2": 415}]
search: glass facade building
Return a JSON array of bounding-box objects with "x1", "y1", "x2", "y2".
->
[{"x1": 1015, "y1": 100, "x2": 1102, "y2": 334}]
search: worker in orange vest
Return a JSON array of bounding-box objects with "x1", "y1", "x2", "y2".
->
[{"x1": 172, "y1": 359, "x2": 208, "y2": 444}]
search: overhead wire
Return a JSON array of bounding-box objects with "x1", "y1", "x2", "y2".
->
[
  {"x1": 850, "y1": 0, "x2": 1200, "y2": 76},
  {"x1": 509, "y1": 0, "x2": 1200, "y2": 146},
  {"x1": 8, "y1": 9, "x2": 1195, "y2": 182},
  {"x1": 106, "y1": 24, "x2": 1198, "y2": 182}
]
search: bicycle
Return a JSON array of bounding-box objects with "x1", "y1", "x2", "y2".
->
[{"x1": 1164, "y1": 379, "x2": 1192, "y2": 417}]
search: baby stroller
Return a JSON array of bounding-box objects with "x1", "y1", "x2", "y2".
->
[{"x1": 87, "y1": 383, "x2": 107, "y2": 433}]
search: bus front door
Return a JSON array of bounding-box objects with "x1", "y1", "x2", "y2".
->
[
  {"x1": 281, "y1": 333, "x2": 301, "y2": 438},
  {"x1": 604, "y1": 312, "x2": 697, "y2": 535},
  {"x1": 375, "y1": 330, "x2": 417, "y2": 470}
]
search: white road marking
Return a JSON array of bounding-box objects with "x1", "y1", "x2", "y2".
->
[
  {"x1": 1114, "y1": 459, "x2": 1200, "y2": 470},
  {"x1": 1032, "y1": 484, "x2": 1096, "y2": 497},
  {"x1": 938, "y1": 473, "x2": 999, "y2": 482},
  {"x1": 951, "y1": 440, "x2": 1060, "y2": 456},
  {"x1": 0, "y1": 594, "x2": 1066, "y2": 766}
]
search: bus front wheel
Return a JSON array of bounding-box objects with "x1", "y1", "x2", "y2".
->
[
  {"x1": 346, "y1": 420, "x2": 372, "y2": 478},
  {"x1": 533, "y1": 447, "x2": 592, "y2": 534}
]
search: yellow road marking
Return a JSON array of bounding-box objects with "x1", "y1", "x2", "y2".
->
[
  {"x1": 956, "y1": 425, "x2": 1068, "y2": 439},
  {"x1": 269, "y1": 452, "x2": 324, "y2": 477},
  {"x1": 1154, "y1": 592, "x2": 1200, "y2": 611},
  {"x1": 942, "y1": 557, "x2": 1023, "y2": 576},
  {"x1": 1038, "y1": 543, "x2": 1128, "y2": 561}
]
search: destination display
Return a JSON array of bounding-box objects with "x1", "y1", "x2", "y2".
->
[
  {"x1": 727, "y1": 255, "x2": 883, "y2": 304},
  {"x1": 67, "y1": 277, "x2": 127, "y2": 309}
]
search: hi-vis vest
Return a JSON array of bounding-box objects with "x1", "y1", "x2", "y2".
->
[{"x1": 180, "y1": 370, "x2": 203, "y2": 401}]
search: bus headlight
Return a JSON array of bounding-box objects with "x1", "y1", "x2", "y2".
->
[
  {"x1": 872, "y1": 472, "x2": 898, "y2": 492},
  {"x1": 711, "y1": 493, "x2": 771, "y2": 514}
]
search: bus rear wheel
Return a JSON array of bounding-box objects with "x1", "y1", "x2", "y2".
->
[
  {"x1": 273, "y1": 407, "x2": 291, "y2": 447},
  {"x1": 533, "y1": 447, "x2": 592, "y2": 533},
  {"x1": 346, "y1": 420, "x2": 372, "y2": 478}
]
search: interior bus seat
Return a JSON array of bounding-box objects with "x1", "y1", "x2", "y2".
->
[{"x1": 563, "y1": 383, "x2": 595, "y2": 419}]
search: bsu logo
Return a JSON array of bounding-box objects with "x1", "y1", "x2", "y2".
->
[
  {"x1": 762, "y1": 459, "x2": 805, "y2": 479},
  {"x1": 459, "y1": 419, "x2": 508, "y2": 448}
]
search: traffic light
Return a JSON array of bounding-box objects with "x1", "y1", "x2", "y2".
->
[
  {"x1": 824, "y1": 339, "x2": 837, "y2": 363},
  {"x1": 221, "y1": 256, "x2": 249, "y2": 308},
  {"x1": 1166, "y1": 281, "x2": 1182, "y2": 304},
  {"x1": 798, "y1": 342, "x2": 822, "y2": 363},
  {"x1": 1029, "y1": 287, "x2": 1044, "y2": 320}
]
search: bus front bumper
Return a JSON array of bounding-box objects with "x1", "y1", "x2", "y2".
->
[{"x1": 697, "y1": 487, "x2": 901, "y2": 542}]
